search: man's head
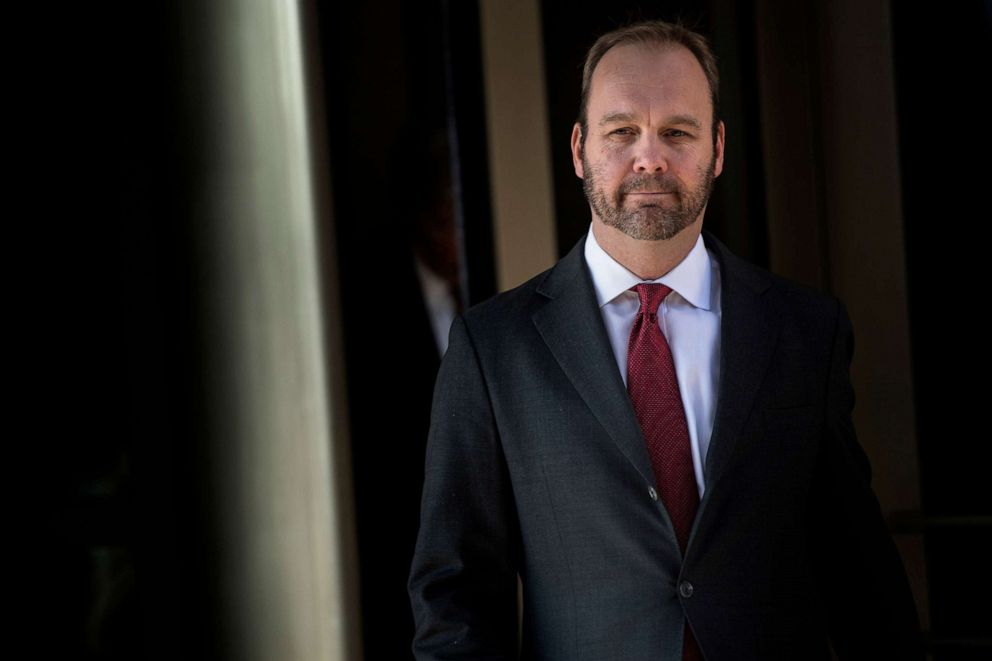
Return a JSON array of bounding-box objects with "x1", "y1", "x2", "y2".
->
[
  {"x1": 571, "y1": 20, "x2": 725, "y2": 242},
  {"x1": 577, "y1": 21, "x2": 721, "y2": 147}
]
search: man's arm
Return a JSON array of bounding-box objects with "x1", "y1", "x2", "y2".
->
[
  {"x1": 408, "y1": 314, "x2": 521, "y2": 660},
  {"x1": 811, "y1": 299, "x2": 924, "y2": 659}
]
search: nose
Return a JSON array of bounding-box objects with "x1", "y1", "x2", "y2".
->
[{"x1": 633, "y1": 135, "x2": 669, "y2": 173}]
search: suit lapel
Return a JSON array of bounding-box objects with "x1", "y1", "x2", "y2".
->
[
  {"x1": 696, "y1": 229, "x2": 779, "y2": 494},
  {"x1": 531, "y1": 235, "x2": 656, "y2": 486}
]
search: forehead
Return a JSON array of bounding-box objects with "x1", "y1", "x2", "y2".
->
[{"x1": 588, "y1": 43, "x2": 712, "y2": 121}]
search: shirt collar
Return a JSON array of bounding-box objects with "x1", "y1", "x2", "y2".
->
[{"x1": 583, "y1": 221, "x2": 714, "y2": 310}]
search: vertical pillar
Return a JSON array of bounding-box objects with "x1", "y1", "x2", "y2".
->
[
  {"x1": 479, "y1": 0, "x2": 558, "y2": 289},
  {"x1": 178, "y1": 1, "x2": 360, "y2": 659}
]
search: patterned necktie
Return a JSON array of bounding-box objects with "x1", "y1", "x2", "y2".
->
[{"x1": 626, "y1": 283, "x2": 702, "y2": 661}]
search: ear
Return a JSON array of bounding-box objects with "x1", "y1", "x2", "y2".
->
[
  {"x1": 570, "y1": 122, "x2": 584, "y2": 179},
  {"x1": 713, "y1": 120, "x2": 726, "y2": 178}
]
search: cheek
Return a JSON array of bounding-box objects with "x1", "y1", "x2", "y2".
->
[
  {"x1": 590, "y1": 147, "x2": 629, "y2": 183},
  {"x1": 677, "y1": 144, "x2": 712, "y2": 170}
]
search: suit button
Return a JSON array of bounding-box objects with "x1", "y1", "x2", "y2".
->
[
  {"x1": 648, "y1": 487, "x2": 658, "y2": 501},
  {"x1": 678, "y1": 581, "x2": 694, "y2": 598}
]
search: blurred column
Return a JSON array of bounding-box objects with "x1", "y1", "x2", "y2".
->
[{"x1": 177, "y1": 1, "x2": 359, "y2": 660}]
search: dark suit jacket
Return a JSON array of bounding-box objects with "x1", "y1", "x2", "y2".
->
[{"x1": 408, "y1": 229, "x2": 922, "y2": 660}]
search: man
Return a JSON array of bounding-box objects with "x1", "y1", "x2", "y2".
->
[{"x1": 408, "y1": 20, "x2": 922, "y2": 660}]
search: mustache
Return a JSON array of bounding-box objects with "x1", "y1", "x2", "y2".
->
[{"x1": 619, "y1": 174, "x2": 681, "y2": 195}]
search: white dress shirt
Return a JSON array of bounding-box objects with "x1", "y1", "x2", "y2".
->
[
  {"x1": 413, "y1": 254, "x2": 458, "y2": 358},
  {"x1": 583, "y1": 222, "x2": 722, "y2": 497}
]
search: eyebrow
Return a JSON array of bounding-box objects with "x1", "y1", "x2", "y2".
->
[{"x1": 598, "y1": 112, "x2": 702, "y2": 131}]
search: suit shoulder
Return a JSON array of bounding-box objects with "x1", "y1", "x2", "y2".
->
[
  {"x1": 773, "y1": 271, "x2": 839, "y2": 315},
  {"x1": 706, "y1": 231, "x2": 841, "y2": 324},
  {"x1": 736, "y1": 255, "x2": 842, "y2": 321},
  {"x1": 458, "y1": 264, "x2": 555, "y2": 334}
]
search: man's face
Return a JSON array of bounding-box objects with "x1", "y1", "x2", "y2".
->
[{"x1": 571, "y1": 43, "x2": 725, "y2": 241}]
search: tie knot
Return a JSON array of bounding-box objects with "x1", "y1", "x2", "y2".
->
[{"x1": 630, "y1": 283, "x2": 672, "y2": 321}]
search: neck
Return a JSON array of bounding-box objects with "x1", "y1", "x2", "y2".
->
[{"x1": 591, "y1": 216, "x2": 704, "y2": 280}]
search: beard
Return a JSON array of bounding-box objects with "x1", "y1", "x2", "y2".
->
[{"x1": 582, "y1": 149, "x2": 717, "y2": 241}]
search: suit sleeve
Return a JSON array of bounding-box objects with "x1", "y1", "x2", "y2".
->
[
  {"x1": 811, "y1": 299, "x2": 924, "y2": 660},
  {"x1": 408, "y1": 314, "x2": 521, "y2": 660}
]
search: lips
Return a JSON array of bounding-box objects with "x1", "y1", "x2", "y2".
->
[
  {"x1": 622, "y1": 172, "x2": 679, "y2": 194},
  {"x1": 626, "y1": 191, "x2": 676, "y2": 198}
]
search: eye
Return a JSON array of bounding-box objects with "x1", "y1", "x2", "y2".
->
[
  {"x1": 665, "y1": 129, "x2": 691, "y2": 138},
  {"x1": 610, "y1": 127, "x2": 635, "y2": 136}
]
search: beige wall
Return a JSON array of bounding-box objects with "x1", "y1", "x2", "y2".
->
[{"x1": 479, "y1": 0, "x2": 559, "y2": 290}]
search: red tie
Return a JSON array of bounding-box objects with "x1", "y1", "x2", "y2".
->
[{"x1": 626, "y1": 283, "x2": 702, "y2": 661}]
